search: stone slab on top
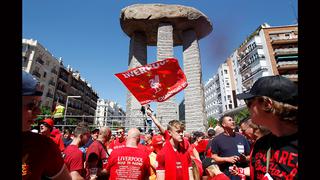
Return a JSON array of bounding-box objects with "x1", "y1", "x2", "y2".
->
[{"x1": 120, "y1": 3, "x2": 213, "y2": 46}]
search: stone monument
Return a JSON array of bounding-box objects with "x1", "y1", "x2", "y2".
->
[{"x1": 120, "y1": 4, "x2": 212, "y2": 132}]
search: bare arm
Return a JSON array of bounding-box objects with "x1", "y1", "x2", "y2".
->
[
  {"x1": 50, "y1": 164, "x2": 72, "y2": 180},
  {"x1": 156, "y1": 170, "x2": 165, "y2": 180},
  {"x1": 192, "y1": 148, "x2": 201, "y2": 161},
  {"x1": 146, "y1": 110, "x2": 165, "y2": 134},
  {"x1": 70, "y1": 171, "x2": 85, "y2": 180},
  {"x1": 211, "y1": 154, "x2": 240, "y2": 164}
]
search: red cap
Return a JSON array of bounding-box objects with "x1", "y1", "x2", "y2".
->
[
  {"x1": 41, "y1": 118, "x2": 54, "y2": 127},
  {"x1": 152, "y1": 135, "x2": 164, "y2": 145}
]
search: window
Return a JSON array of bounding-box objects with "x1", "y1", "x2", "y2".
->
[
  {"x1": 224, "y1": 70, "x2": 228, "y2": 74},
  {"x1": 23, "y1": 57, "x2": 28, "y2": 63},
  {"x1": 228, "y1": 104, "x2": 232, "y2": 109},
  {"x1": 43, "y1": 72, "x2": 47, "y2": 78},
  {"x1": 22, "y1": 44, "x2": 29, "y2": 52}
]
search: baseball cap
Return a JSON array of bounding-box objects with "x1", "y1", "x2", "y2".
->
[
  {"x1": 236, "y1": 75, "x2": 298, "y2": 106},
  {"x1": 91, "y1": 128, "x2": 99, "y2": 134},
  {"x1": 202, "y1": 157, "x2": 217, "y2": 170},
  {"x1": 152, "y1": 135, "x2": 164, "y2": 145},
  {"x1": 22, "y1": 71, "x2": 43, "y2": 96},
  {"x1": 41, "y1": 118, "x2": 54, "y2": 127}
]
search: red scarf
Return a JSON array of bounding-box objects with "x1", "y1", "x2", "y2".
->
[{"x1": 163, "y1": 139, "x2": 190, "y2": 180}]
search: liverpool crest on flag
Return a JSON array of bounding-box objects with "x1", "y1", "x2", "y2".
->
[{"x1": 115, "y1": 58, "x2": 188, "y2": 105}]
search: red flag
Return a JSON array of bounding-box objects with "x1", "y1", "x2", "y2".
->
[{"x1": 115, "y1": 58, "x2": 188, "y2": 105}]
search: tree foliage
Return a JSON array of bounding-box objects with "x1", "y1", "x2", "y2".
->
[
  {"x1": 234, "y1": 108, "x2": 250, "y2": 125},
  {"x1": 207, "y1": 116, "x2": 218, "y2": 128}
]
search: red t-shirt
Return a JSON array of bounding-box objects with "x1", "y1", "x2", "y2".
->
[
  {"x1": 138, "y1": 143, "x2": 153, "y2": 155},
  {"x1": 22, "y1": 131, "x2": 65, "y2": 179},
  {"x1": 63, "y1": 145, "x2": 84, "y2": 176},
  {"x1": 156, "y1": 145, "x2": 192, "y2": 179},
  {"x1": 86, "y1": 140, "x2": 108, "y2": 169},
  {"x1": 107, "y1": 147, "x2": 151, "y2": 180},
  {"x1": 109, "y1": 138, "x2": 126, "y2": 150},
  {"x1": 196, "y1": 139, "x2": 209, "y2": 153},
  {"x1": 50, "y1": 131, "x2": 65, "y2": 152}
]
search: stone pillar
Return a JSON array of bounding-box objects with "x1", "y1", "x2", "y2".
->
[
  {"x1": 126, "y1": 32, "x2": 147, "y2": 130},
  {"x1": 182, "y1": 29, "x2": 206, "y2": 132},
  {"x1": 156, "y1": 23, "x2": 178, "y2": 126}
]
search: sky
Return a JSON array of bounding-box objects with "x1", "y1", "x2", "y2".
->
[{"x1": 23, "y1": 0, "x2": 297, "y2": 111}]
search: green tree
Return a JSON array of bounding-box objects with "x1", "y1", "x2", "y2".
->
[
  {"x1": 66, "y1": 118, "x2": 78, "y2": 126},
  {"x1": 234, "y1": 108, "x2": 250, "y2": 125},
  {"x1": 33, "y1": 106, "x2": 52, "y2": 126},
  {"x1": 208, "y1": 116, "x2": 218, "y2": 128}
]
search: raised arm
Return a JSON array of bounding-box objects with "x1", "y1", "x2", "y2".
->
[{"x1": 146, "y1": 109, "x2": 165, "y2": 135}]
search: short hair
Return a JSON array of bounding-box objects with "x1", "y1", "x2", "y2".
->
[
  {"x1": 219, "y1": 115, "x2": 233, "y2": 126},
  {"x1": 167, "y1": 120, "x2": 184, "y2": 131},
  {"x1": 117, "y1": 126, "x2": 125, "y2": 131},
  {"x1": 74, "y1": 122, "x2": 90, "y2": 137},
  {"x1": 258, "y1": 96, "x2": 298, "y2": 124},
  {"x1": 63, "y1": 129, "x2": 71, "y2": 135},
  {"x1": 239, "y1": 117, "x2": 250, "y2": 126},
  {"x1": 207, "y1": 129, "x2": 215, "y2": 137}
]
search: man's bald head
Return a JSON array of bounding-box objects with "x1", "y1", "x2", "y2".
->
[
  {"x1": 127, "y1": 128, "x2": 140, "y2": 139},
  {"x1": 126, "y1": 128, "x2": 140, "y2": 146}
]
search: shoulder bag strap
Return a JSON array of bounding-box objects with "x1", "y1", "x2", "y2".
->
[{"x1": 266, "y1": 147, "x2": 271, "y2": 173}]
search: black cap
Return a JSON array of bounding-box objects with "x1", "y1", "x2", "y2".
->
[
  {"x1": 22, "y1": 70, "x2": 43, "y2": 96},
  {"x1": 236, "y1": 75, "x2": 297, "y2": 106},
  {"x1": 202, "y1": 157, "x2": 217, "y2": 170}
]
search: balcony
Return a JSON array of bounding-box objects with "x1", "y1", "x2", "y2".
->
[
  {"x1": 32, "y1": 71, "x2": 41, "y2": 78},
  {"x1": 277, "y1": 61, "x2": 298, "y2": 71},
  {"x1": 271, "y1": 36, "x2": 298, "y2": 45},
  {"x1": 46, "y1": 92, "x2": 54, "y2": 98},
  {"x1": 36, "y1": 58, "x2": 44, "y2": 65},
  {"x1": 49, "y1": 81, "x2": 56, "y2": 87},
  {"x1": 274, "y1": 48, "x2": 298, "y2": 56},
  {"x1": 51, "y1": 69, "x2": 58, "y2": 75}
]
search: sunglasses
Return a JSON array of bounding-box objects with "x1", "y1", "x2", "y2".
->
[{"x1": 116, "y1": 131, "x2": 123, "y2": 134}]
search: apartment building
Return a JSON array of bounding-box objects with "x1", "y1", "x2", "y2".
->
[
  {"x1": 237, "y1": 23, "x2": 274, "y2": 91},
  {"x1": 95, "y1": 99, "x2": 126, "y2": 127},
  {"x1": 22, "y1": 39, "x2": 61, "y2": 109},
  {"x1": 204, "y1": 23, "x2": 298, "y2": 118},
  {"x1": 204, "y1": 75, "x2": 222, "y2": 119},
  {"x1": 22, "y1": 38, "x2": 99, "y2": 124},
  {"x1": 262, "y1": 24, "x2": 298, "y2": 82},
  {"x1": 54, "y1": 65, "x2": 99, "y2": 124}
]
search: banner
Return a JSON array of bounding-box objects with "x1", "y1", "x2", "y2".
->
[{"x1": 115, "y1": 58, "x2": 188, "y2": 105}]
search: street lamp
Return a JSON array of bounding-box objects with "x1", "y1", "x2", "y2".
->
[{"x1": 64, "y1": 96, "x2": 81, "y2": 126}]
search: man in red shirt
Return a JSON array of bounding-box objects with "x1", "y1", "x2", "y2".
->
[
  {"x1": 109, "y1": 126, "x2": 126, "y2": 151},
  {"x1": 39, "y1": 118, "x2": 65, "y2": 151},
  {"x1": 86, "y1": 127, "x2": 111, "y2": 179},
  {"x1": 146, "y1": 108, "x2": 194, "y2": 179},
  {"x1": 22, "y1": 70, "x2": 71, "y2": 180},
  {"x1": 63, "y1": 122, "x2": 91, "y2": 179},
  {"x1": 106, "y1": 128, "x2": 151, "y2": 180}
]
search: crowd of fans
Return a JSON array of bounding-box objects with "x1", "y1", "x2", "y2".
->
[{"x1": 22, "y1": 70, "x2": 298, "y2": 180}]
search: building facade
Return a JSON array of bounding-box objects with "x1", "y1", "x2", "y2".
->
[
  {"x1": 22, "y1": 39, "x2": 61, "y2": 109},
  {"x1": 95, "y1": 99, "x2": 126, "y2": 128},
  {"x1": 204, "y1": 23, "x2": 298, "y2": 119},
  {"x1": 262, "y1": 24, "x2": 298, "y2": 82},
  {"x1": 23, "y1": 38, "x2": 99, "y2": 124}
]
